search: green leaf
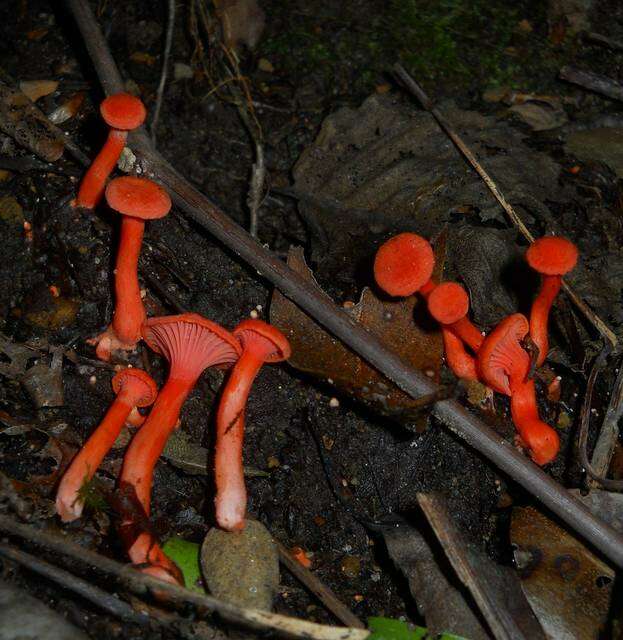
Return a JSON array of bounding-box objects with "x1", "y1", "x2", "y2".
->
[
  {"x1": 162, "y1": 537, "x2": 205, "y2": 593},
  {"x1": 367, "y1": 616, "x2": 467, "y2": 640}
]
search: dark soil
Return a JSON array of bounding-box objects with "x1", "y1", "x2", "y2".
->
[{"x1": 0, "y1": 0, "x2": 622, "y2": 638}]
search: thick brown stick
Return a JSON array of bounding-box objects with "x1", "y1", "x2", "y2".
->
[{"x1": 63, "y1": 0, "x2": 623, "y2": 569}]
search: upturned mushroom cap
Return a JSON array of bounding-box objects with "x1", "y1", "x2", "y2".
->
[
  {"x1": 233, "y1": 319, "x2": 291, "y2": 363},
  {"x1": 427, "y1": 282, "x2": 470, "y2": 325},
  {"x1": 100, "y1": 93, "x2": 147, "y2": 130},
  {"x1": 112, "y1": 368, "x2": 158, "y2": 408},
  {"x1": 526, "y1": 237, "x2": 578, "y2": 276},
  {"x1": 374, "y1": 233, "x2": 434, "y2": 297},
  {"x1": 477, "y1": 313, "x2": 530, "y2": 395},
  {"x1": 143, "y1": 313, "x2": 241, "y2": 380},
  {"x1": 105, "y1": 177, "x2": 172, "y2": 220}
]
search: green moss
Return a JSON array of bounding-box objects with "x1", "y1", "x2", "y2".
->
[{"x1": 260, "y1": 0, "x2": 565, "y2": 100}]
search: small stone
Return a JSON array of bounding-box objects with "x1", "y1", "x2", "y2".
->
[{"x1": 329, "y1": 397, "x2": 339, "y2": 408}]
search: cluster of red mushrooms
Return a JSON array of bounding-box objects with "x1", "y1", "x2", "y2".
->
[
  {"x1": 54, "y1": 94, "x2": 291, "y2": 585},
  {"x1": 374, "y1": 232, "x2": 578, "y2": 466},
  {"x1": 53, "y1": 91, "x2": 577, "y2": 586}
]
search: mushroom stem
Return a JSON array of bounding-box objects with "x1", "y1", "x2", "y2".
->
[
  {"x1": 56, "y1": 390, "x2": 133, "y2": 522},
  {"x1": 442, "y1": 328, "x2": 478, "y2": 381},
  {"x1": 529, "y1": 275, "x2": 561, "y2": 368},
  {"x1": 112, "y1": 216, "x2": 146, "y2": 346},
  {"x1": 75, "y1": 130, "x2": 127, "y2": 209},
  {"x1": 510, "y1": 377, "x2": 560, "y2": 465},
  {"x1": 121, "y1": 378, "x2": 190, "y2": 512},
  {"x1": 448, "y1": 317, "x2": 484, "y2": 352},
  {"x1": 214, "y1": 352, "x2": 264, "y2": 532}
]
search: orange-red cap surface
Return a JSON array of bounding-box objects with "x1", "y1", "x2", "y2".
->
[
  {"x1": 374, "y1": 233, "x2": 434, "y2": 297},
  {"x1": 526, "y1": 237, "x2": 578, "y2": 276},
  {"x1": 100, "y1": 93, "x2": 146, "y2": 130},
  {"x1": 106, "y1": 177, "x2": 171, "y2": 220},
  {"x1": 428, "y1": 282, "x2": 469, "y2": 324}
]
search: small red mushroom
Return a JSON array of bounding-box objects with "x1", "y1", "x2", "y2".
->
[
  {"x1": 441, "y1": 328, "x2": 479, "y2": 381},
  {"x1": 120, "y1": 314, "x2": 240, "y2": 579},
  {"x1": 215, "y1": 319, "x2": 291, "y2": 531},
  {"x1": 75, "y1": 93, "x2": 146, "y2": 209},
  {"x1": 373, "y1": 233, "x2": 435, "y2": 297},
  {"x1": 478, "y1": 313, "x2": 559, "y2": 464},
  {"x1": 525, "y1": 236, "x2": 578, "y2": 367},
  {"x1": 90, "y1": 177, "x2": 171, "y2": 361},
  {"x1": 56, "y1": 368, "x2": 157, "y2": 522},
  {"x1": 427, "y1": 282, "x2": 484, "y2": 352}
]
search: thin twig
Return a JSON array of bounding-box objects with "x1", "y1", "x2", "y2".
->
[
  {"x1": 276, "y1": 541, "x2": 364, "y2": 629},
  {"x1": 0, "y1": 516, "x2": 369, "y2": 640},
  {"x1": 151, "y1": 0, "x2": 175, "y2": 145},
  {"x1": 63, "y1": 0, "x2": 623, "y2": 569},
  {"x1": 578, "y1": 345, "x2": 623, "y2": 490},
  {"x1": 583, "y1": 31, "x2": 623, "y2": 52},
  {"x1": 0, "y1": 543, "x2": 150, "y2": 625},
  {"x1": 393, "y1": 63, "x2": 618, "y2": 350}
]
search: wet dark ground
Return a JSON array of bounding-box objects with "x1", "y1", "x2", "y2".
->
[{"x1": 0, "y1": 0, "x2": 622, "y2": 638}]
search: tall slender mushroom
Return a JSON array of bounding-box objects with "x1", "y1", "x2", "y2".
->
[
  {"x1": 215, "y1": 319, "x2": 291, "y2": 532},
  {"x1": 478, "y1": 314, "x2": 559, "y2": 464},
  {"x1": 75, "y1": 93, "x2": 146, "y2": 209},
  {"x1": 91, "y1": 177, "x2": 171, "y2": 361},
  {"x1": 56, "y1": 368, "x2": 157, "y2": 522},
  {"x1": 119, "y1": 314, "x2": 240, "y2": 578},
  {"x1": 525, "y1": 236, "x2": 578, "y2": 367}
]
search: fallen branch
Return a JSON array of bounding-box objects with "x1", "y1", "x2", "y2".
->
[
  {"x1": 583, "y1": 31, "x2": 623, "y2": 52},
  {"x1": 63, "y1": 0, "x2": 623, "y2": 569},
  {"x1": 0, "y1": 516, "x2": 369, "y2": 640},
  {"x1": 393, "y1": 63, "x2": 618, "y2": 351},
  {"x1": 560, "y1": 65, "x2": 623, "y2": 103}
]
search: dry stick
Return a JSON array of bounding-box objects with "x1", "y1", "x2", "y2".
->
[
  {"x1": 276, "y1": 542, "x2": 364, "y2": 630},
  {"x1": 560, "y1": 65, "x2": 623, "y2": 103},
  {"x1": 0, "y1": 516, "x2": 369, "y2": 640},
  {"x1": 393, "y1": 63, "x2": 618, "y2": 351},
  {"x1": 151, "y1": 0, "x2": 175, "y2": 145},
  {"x1": 578, "y1": 346, "x2": 623, "y2": 491},
  {"x1": 0, "y1": 543, "x2": 150, "y2": 626},
  {"x1": 64, "y1": 0, "x2": 623, "y2": 569},
  {"x1": 583, "y1": 31, "x2": 623, "y2": 52}
]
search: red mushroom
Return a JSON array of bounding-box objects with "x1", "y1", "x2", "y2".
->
[
  {"x1": 478, "y1": 313, "x2": 559, "y2": 464},
  {"x1": 215, "y1": 319, "x2": 291, "y2": 531},
  {"x1": 441, "y1": 328, "x2": 479, "y2": 381},
  {"x1": 119, "y1": 314, "x2": 240, "y2": 579},
  {"x1": 525, "y1": 236, "x2": 578, "y2": 367},
  {"x1": 90, "y1": 177, "x2": 171, "y2": 361},
  {"x1": 56, "y1": 368, "x2": 157, "y2": 522},
  {"x1": 75, "y1": 93, "x2": 146, "y2": 209},
  {"x1": 374, "y1": 233, "x2": 435, "y2": 297},
  {"x1": 427, "y1": 282, "x2": 484, "y2": 352}
]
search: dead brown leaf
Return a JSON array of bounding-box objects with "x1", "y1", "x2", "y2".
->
[
  {"x1": 270, "y1": 246, "x2": 442, "y2": 423},
  {"x1": 19, "y1": 80, "x2": 58, "y2": 102},
  {"x1": 511, "y1": 506, "x2": 614, "y2": 640}
]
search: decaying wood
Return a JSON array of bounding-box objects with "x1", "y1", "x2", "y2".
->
[
  {"x1": 61, "y1": 0, "x2": 623, "y2": 570},
  {"x1": 560, "y1": 65, "x2": 623, "y2": 103},
  {"x1": 0, "y1": 516, "x2": 369, "y2": 640},
  {"x1": 417, "y1": 493, "x2": 546, "y2": 640}
]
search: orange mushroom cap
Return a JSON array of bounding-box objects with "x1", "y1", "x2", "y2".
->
[
  {"x1": 374, "y1": 233, "x2": 434, "y2": 297},
  {"x1": 100, "y1": 93, "x2": 147, "y2": 131},
  {"x1": 233, "y1": 319, "x2": 292, "y2": 362},
  {"x1": 478, "y1": 313, "x2": 530, "y2": 395},
  {"x1": 525, "y1": 237, "x2": 578, "y2": 276},
  {"x1": 427, "y1": 282, "x2": 470, "y2": 325},
  {"x1": 105, "y1": 176, "x2": 172, "y2": 220},
  {"x1": 142, "y1": 313, "x2": 241, "y2": 381},
  {"x1": 112, "y1": 368, "x2": 158, "y2": 408}
]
